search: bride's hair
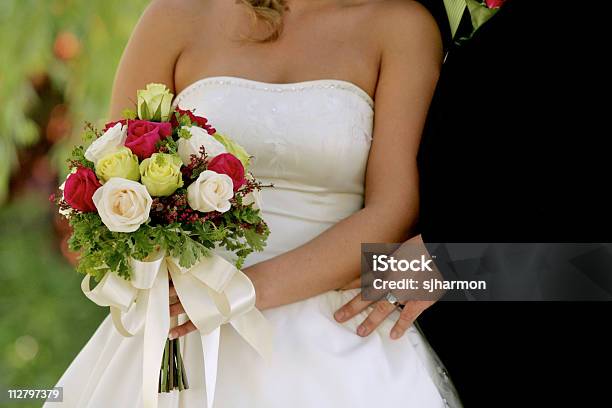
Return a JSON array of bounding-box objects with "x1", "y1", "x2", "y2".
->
[{"x1": 240, "y1": 0, "x2": 287, "y2": 42}]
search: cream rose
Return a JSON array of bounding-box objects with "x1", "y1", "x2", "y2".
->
[
  {"x1": 84, "y1": 123, "x2": 127, "y2": 165},
  {"x1": 177, "y1": 126, "x2": 226, "y2": 165},
  {"x1": 137, "y1": 83, "x2": 173, "y2": 122},
  {"x1": 187, "y1": 170, "x2": 234, "y2": 213},
  {"x1": 139, "y1": 153, "x2": 184, "y2": 197},
  {"x1": 95, "y1": 147, "x2": 140, "y2": 183},
  {"x1": 92, "y1": 177, "x2": 152, "y2": 232}
]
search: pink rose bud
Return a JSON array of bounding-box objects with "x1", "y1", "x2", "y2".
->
[
  {"x1": 207, "y1": 153, "x2": 246, "y2": 191},
  {"x1": 125, "y1": 120, "x2": 172, "y2": 160},
  {"x1": 64, "y1": 167, "x2": 102, "y2": 212},
  {"x1": 485, "y1": 0, "x2": 506, "y2": 8}
]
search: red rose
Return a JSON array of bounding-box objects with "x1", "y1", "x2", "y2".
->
[
  {"x1": 125, "y1": 120, "x2": 172, "y2": 160},
  {"x1": 207, "y1": 153, "x2": 246, "y2": 191},
  {"x1": 64, "y1": 167, "x2": 102, "y2": 212},
  {"x1": 485, "y1": 0, "x2": 506, "y2": 8},
  {"x1": 172, "y1": 108, "x2": 216, "y2": 135},
  {"x1": 104, "y1": 119, "x2": 127, "y2": 131}
]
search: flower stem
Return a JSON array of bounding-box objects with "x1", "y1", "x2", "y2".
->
[
  {"x1": 168, "y1": 338, "x2": 175, "y2": 390},
  {"x1": 175, "y1": 340, "x2": 184, "y2": 391},
  {"x1": 160, "y1": 339, "x2": 169, "y2": 392}
]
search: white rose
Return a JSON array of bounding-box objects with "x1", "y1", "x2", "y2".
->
[
  {"x1": 177, "y1": 126, "x2": 226, "y2": 165},
  {"x1": 85, "y1": 123, "x2": 127, "y2": 165},
  {"x1": 92, "y1": 177, "x2": 152, "y2": 233},
  {"x1": 187, "y1": 170, "x2": 234, "y2": 213}
]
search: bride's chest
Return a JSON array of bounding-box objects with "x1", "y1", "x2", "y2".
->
[{"x1": 174, "y1": 78, "x2": 374, "y2": 191}]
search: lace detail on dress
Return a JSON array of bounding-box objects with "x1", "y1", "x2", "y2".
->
[{"x1": 172, "y1": 75, "x2": 374, "y2": 195}]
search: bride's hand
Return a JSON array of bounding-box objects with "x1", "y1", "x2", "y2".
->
[
  {"x1": 334, "y1": 293, "x2": 434, "y2": 340},
  {"x1": 167, "y1": 283, "x2": 197, "y2": 339}
]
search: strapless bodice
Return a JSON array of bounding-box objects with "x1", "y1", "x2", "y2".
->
[{"x1": 173, "y1": 76, "x2": 374, "y2": 262}]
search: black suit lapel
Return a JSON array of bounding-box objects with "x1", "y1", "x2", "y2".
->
[{"x1": 447, "y1": 0, "x2": 515, "y2": 56}]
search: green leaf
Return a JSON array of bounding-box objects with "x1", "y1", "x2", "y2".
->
[
  {"x1": 178, "y1": 128, "x2": 192, "y2": 139},
  {"x1": 122, "y1": 108, "x2": 137, "y2": 120}
]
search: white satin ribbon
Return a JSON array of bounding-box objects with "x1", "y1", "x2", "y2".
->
[{"x1": 81, "y1": 252, "x2": 272, "y2": 408}]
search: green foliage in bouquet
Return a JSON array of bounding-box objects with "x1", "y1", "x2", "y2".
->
[
  {"x1": 67, "y1": 212, "x2": 211, "y2": 280},
  {"x1": 67, "y1": 203, "x2": 269, "y2": 281},
  {"x1": 221, "y1": 195, "x2": 269, "y2": 262}
]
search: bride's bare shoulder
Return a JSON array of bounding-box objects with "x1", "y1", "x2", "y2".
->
[
  {"x1": 128, "y1": 0, "x2": 216, "y2": 56},
  {"x1": 360, "y1": 0, "x2": 438, "y2": 31},
  {"x1": 136, "y1": 0, "x2": 217, "y2": 40},
  {"x1": 140, "y1": 0, "x2": 211, "y2": 25},
  {"x1": 110, "y1": 0, "x2": 213, "y2": 116},
  {"x1": 340, "y1": 0, "x2": 440, "y2": 47},
  {"x1": 360, "y1": 0, "x2": 441, "y2": 53}
]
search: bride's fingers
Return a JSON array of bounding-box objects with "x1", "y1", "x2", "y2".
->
[
  {"x1": 334, "y1": 292, "x2": 372, "y2": 323},
  {"x1": 356, "y1": 300, "x2": 396, "y2": 337},
  {"x1": 168, "y1": 286, "x2": 179, "y2": 304},
  {"x1": 168, "y1": 320, "x2": 197, "y2": 340},
  {"x1": 169, "y1": 301, "x2": 185, "y2": 317}
]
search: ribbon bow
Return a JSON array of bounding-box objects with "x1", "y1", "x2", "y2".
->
[{"x1": 81, "y1": 251, "x2": 272, "y2": 408}]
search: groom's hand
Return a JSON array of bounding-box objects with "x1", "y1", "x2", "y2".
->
[
  {"x1": 334, "y1": 293, "x2": 435, "y2": 340},
  {"x1": 334, "y1": 234, "x2": 439, "y2": 339}
]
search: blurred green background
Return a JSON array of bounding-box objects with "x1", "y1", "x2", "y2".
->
[{"x1": 0, "y1": 1, "x2": 149, "y2": 405}]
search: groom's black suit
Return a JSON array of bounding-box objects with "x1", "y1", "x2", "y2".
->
[{"x1": 415, "y1": 1, "x2": 612, "y2": 406}]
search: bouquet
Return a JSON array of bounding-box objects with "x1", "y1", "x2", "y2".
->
[{"x1": 52, "y1": 84, "x2": 270, "y2": 397}]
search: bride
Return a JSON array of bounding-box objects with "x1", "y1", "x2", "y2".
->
[{"x1": 49, "y1": 0, "x2": 461, "y2": 406}]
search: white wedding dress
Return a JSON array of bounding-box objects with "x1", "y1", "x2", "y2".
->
[{"x1": 48, "y1": 76, "x2": 461, "y2": 408}]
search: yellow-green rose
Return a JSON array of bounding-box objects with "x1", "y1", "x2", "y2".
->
[
  {"x1": 137, "y1": 83, "x2": 173, "y2": 122},
  {"x1": 96, "y1": 147, "x2": 140, "y2": 183},
  {"x1": 213, "y1": 133, "x2": 250, "y2": 168},
  {"x1": 139, "y1": 153, "x2": 184, "y2": 197}
]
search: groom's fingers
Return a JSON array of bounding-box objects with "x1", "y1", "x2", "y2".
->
[
  {"x1": 389, "y1": 301, "x2": 433, "y2": 340},
  {"x1": 334, "y1": 292, "x2": 371, "y2": 322},
  {"x1": 356, "y1": 300, "x2": 396, "y2": 337},
  {"x1": 169, "y1": 320, "x2": 197, "y2": 340}
]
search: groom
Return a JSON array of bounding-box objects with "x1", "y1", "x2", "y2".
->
[{"x1": 336, "y1": 0, "x2": 612, "y2": 406}]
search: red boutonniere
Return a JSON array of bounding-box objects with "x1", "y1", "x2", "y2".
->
[
  {"x1": 485, "y1": 0, "x2": 506, "y2": 8},
  {"x1": 456, "y1": 0, "x2": 508, "y2": 44}
]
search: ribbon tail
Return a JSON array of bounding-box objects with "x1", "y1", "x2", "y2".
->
[
  {"x1": 110, "y1": 306, "x2": 135, "y2": 337},
  {"x1": 201, "y1": 327, "x2": 221, "y2": 408},
  {"x1": 142, "y1": 263, "x2": 170, "y2": 408},
  {"x1": 230, "y1": 309, "x2": 274, "y2": 360}
]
